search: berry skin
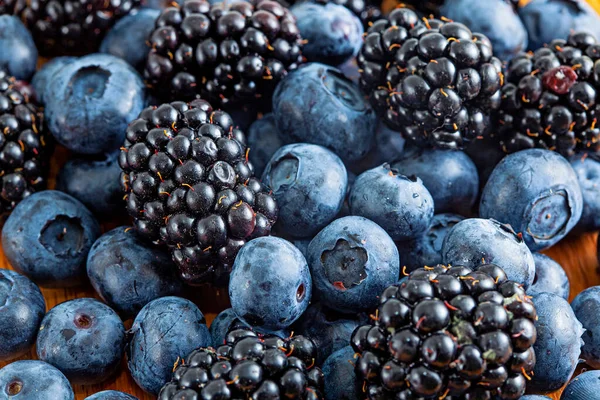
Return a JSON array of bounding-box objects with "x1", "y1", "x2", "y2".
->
[
  {"x1": 322, "y1": 346, "x2": 359, "y2": 400},
  {"x1": 357, "y1": 121, "x2": 406, "y2": 172},
  {"x1": 442, "y1": 218, "x2": 536, "y2": 289},
  {"x1": 84, "y1": 391, "x2": 138, "y2": 400},
  {"x1": 528, "y1": 253, "x2": 570, "y2": 300},
  {"x1": 351, "y1": 264, "x2": 537, "y2": 400},
  {"x1": 307, "y1": 216, "x2": 400, "y2": 313},
  {"x1": 86, "y1": 227, "x2": 184, "y2": 318},
  {"x1": 144, "y1": 0, "x2": 303, "y2": 109},
  {"x1": 229, "y1": 236, "x2": 312, "y2": 330},
  {"x1": 119, "y1": 99, "x2": 278, "y2": 286},
  {"x1": 480, "y1": 149, "x2": 583, "y2": 252},
  {"x1": 570, "y1": 286, "x2": 600, "y2": 369},
  {"x1": 561, "y1": 370, "x2": 600, "y2": 400},
  {"x1": 247, "y1": 113, "x2": 283, "y2": 177},
  {"x1": 31, "y1": 56, "x2": 75, "y2": 104},
  {"x1": 262, "y1": 143, "x2": 348, "y2": 238},
  {"x1": 36, "y1": 298, "x2": 126, "y2": 385},
  {"x1": 158, "y1": 327, "x2": 324, "y2": 399},
  {"x1": 570, "y1": 153, "x2": 600, "y2": 233},
  {"x1": 2, "y1": 191, "x2": 101, "y2": 287},
  {"x1": 0, "y1": 15, "x2": 38, "y2": 81},
  {"x1": 0, "y1": 269, "x2": 46, "y2": 361},
  {"x1": 127, "y1": 297, "x2": 212, "y2": 395},
  {"x1": 209, "y1": 308, "x2": 290, "y2": 348},
  {"x1": 358, "y1": 8, "x2": 503, "y2": 149},
  {"x1": 0, "y1": 360, "x2": 74, "y2": 400}
]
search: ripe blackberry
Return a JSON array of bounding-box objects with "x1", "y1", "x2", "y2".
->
[
  {"x1": 6, "y1": 0, "x2": 140, "y2": 56},
  {"x1": 351, "y1": 264, "x2": 537, "y2": 399},
  {"x1": 358, "y1": 8, "x2": 503, "y2": 149},
  {"x1": 158, "y1": 328, "x2": 324, "y2": 399},
  {"x1": 496, "y1": 31, "x2": 600, "y2": 156},
  {"x1": 0, "y1": 71, "x2": 51, "y2": 216},
  {"x1": 119, "y1": 99, "x2": 278, "y2": 285},
  {"x1": 144, "y1": 0, "x2": 303, "y2": 109}
]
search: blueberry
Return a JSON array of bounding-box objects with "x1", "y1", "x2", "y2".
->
[
  {"x1": 229, "y1": 236, "x2": 312, "y2": 330},
  {"x1": 247, "y1": 113, "x2": 283, "y2": 177},
  {"x1": 100, "y1": 9, "x2": 161, "y2": 71},
  {"x1": 338, "y1": 57, "x2": 360, "y2": 85},
  {"x1": 0, "y1": 16, "x2": 38, "y2": 81},
  {"x1": 86, "y1": 227, "x2": 183, "y2": 318},
  {"x1": 520, "y1": 396, "x2": 551, "y2": 400},
  {"x1": 45, "y1": 54, "x2": 147, "y2": 154},
  {"x1": 292, "y1": 303, "x2": 362, "y2": 365},
  {"x1": 570, "y1": 153, "x2": 600, "y2": 233},
  {"x1": 262, "y1": 143, "x2": 347, "y2": 238},
  {"x1": 396, "y1": 213, "x2": 465, "y2": 273},
  {"x1": 56, "y1": 152, "x2": 123, "y2": 217},
  {"x1": 0, "y1": 360, "x2": 74, "y2": 400},
  {"x1": 357, "y1": 121, "x2": 406, "y2": 171},
  {"x1": 441, "y1": 218, "x2": 535, "y2": 288},
  {"x1": 293, "y1": 238, "x2": 311, "y2": 258},
  {"x1": 519, "y1": 0, "x2": 600, "y2": 51},
  {"x1": 528, "y1": 293, "x2": 584, "y2": 394},
  {"x1": 2, "y1": 191, "x2": 101, "y2": 287},
  {"x1": 127, "y1": 296, "x2": 211, "y2": 395},
  {"x1": 307, "y1": 216, "x2": 400, "y2": 313},
  {"x1": 36, "y1": 298, "x2": 125, "y2": 385},
  {"x1": 528, "y1": 253, "x2": 569, "y2": 299},
  {"x1": 349, "y1": 164, "x2": 434, "y2": 241},
  {"x1": 209, "y1": 308, "x2": 289, "y2": 348},
  {"x1": 439, "y1": 0, "x2": 527, "y2": 61},
  {"x1": 571, "y1": 286, "x2": 600, "y2": 369},
  {"x1": 291, "y1": 2, "x2": 363, "y2": 66},
  {"x1": 480, "y1": 149, "x2": 583, "y2": 252},
  {"x1": 391, "y1": 147, "x2": 479, "y2": 215},
  {"x1": 561, "y1": 370, "x2": 600, "y2": 400},
  {"x1": 31, "y1": 57, "x2": 76, "y2": 104},
  {"x1": 322, "y1": 346, "x2": 359, "y2": 400},
  {"x1": 84, "y1": 391, "x2": 138, "y2": 400},
  {"x1": 0, "y1": 269, "x2": 45, "y2": 361},
  {"x1": 273, "y1": 63, "x2": 376, "y2": 162},
  {"x1": 465, "y1": 135, "x2": 506, "y2": 188}
]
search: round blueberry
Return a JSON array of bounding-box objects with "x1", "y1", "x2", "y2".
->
[
  {"x1": 84, "y1": 390, "x2": 138, "y2": 399},
  {"x1": 209, "y1": 308, "x2": 289, "y2": 349},
  {"x1": 356, "y1": 121, "x2": 406, "y2": 172},
  {"x1": 0, "y1": 269, "x2": 45, "y2": 361},
  {"x1": 528, "y1": 292, "x2": 584, "y2": 394},
  {"x1": 273, "y1": 63, "x2": 376, "y2": 162},
  {"x1": 571, "y1": 286, "x2": 600, "y2": 369},
  {"x1": 561, "y1": 370, "x2": 600, "y2": 400},
  {"x1": 349, "y1": 164, "x2": 434, "y2": 241},
  {"x1": 229, "y1": 236, "x2": 312, "y2": 330},
  {"x1": 391, "y1": 147, "x2": 479, "y2": 215},
  {"x1": 0, "y1": 360, "x2": 74, "y2": 400},
  {"x1": 570, "y1": 153, "x2": 600, "y2": 233},
  {"x1": 2, "y1": 190, "x2": 101, "y2": 287},
  {"x1": 0, "y1": 16, "x2": 38, "y2": 81},
  {"x1": 291, "y1": 2, "x2": 363, "y2": 66},
  {"x1": 307, "y1": 216, "x2": 400, "y2": 313},
  {"x1": 45, "y1": 54, "x2": 147, "y2": 154},
  {"x1": 127, "y1": 296, "x2": 211, "y2": 395},
  {"x1": 262, "y1": 143, "x2": 347, "y2": 238},
  {"x1": 32, "y1": 57, "x2": 76, "y2": 104},
  {"x1": 480, "y1": 149, "x2": 583, "y2": 252},
  {"x1": 86, "y1": 227, "x2": 183, "y2": 318},
  {"x1": 529, "y1": 253, "x2": 569, "y2": 300},
  {"x1": 520, "y1": 396, "x2": 551, "y2": 400},
  {"x1": 322, "y1": 346, "x2": 359, "y2": 400},
  {"x1": 442, "y1": 218, "x2": 535, "y2": 288},
  {"x1": 247, "y1": 113, "x2": 283, "y2": 177}
]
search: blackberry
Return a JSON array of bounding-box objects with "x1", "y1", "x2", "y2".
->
[
  {"x1": 351, "y1": 264, "x2": 537, "y2": 400},
  {"x1": 6, "y1": 0, "x2": 140, "y2": 56},
  {"x1": 358, "y1": 8, "x2": 503, "y2": 149},
  {"x1": 496, "y1": 31, "x2": 600, "y2": 156},
  {"x1": 0, "y1": 71, "x2": 51, "y2": 216},
  {"x1": 158, "y1": 328, "x2": 324, "y2": 399},
  {"x1": 144, "y1": 0, "x2": 303, "y2": 109},
  {"x1": 119, "y1": 99, "x2": 278, "y2": 285}
]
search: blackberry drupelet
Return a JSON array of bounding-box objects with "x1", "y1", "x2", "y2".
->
[
  {"x1": 158, "y1": 328, "x2": 324, "y2": 399},
  {"x1": 358, "y1": 8, "x2": 503, "y2": 149},
  {"x1": 119, "y1": 99, "x2": 278, "y2": 285},
  {"x1": 0, "y1": 71, "x2": 51, "y2": 216},
  {"x1": 496, "y1": 31, "x2": 600, "y2": 156},
  {"x1": 351, "y1": 264, "x2": 537, "y2": 399},
  {"x1": 6, "y1": 0, "x2": 140, "y2": 56},
  {"x1": 144, "y1": 0, "x2": 303, "y2": 109}
]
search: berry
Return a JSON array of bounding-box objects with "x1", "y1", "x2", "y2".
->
[
  {"x1": 351, "y1": 264, "x2": 537, "y2": 399},
  {"x1": 158, "y1": 327, "x2": 324, "y2": 399},
  {"x1": 144, "y1": 0, "x2": 303, "y2": 109},
  {"x1": 246, "y1": 113, "x2": 282, "y2": 177},
  {"x1": 210, "y1": 308, "x2": 291, "y2": 348},
  {"x1": 119, "y1": 99, "x2": 278, "y2": 285},
  {"x1": 528, "y1": 253, "x2": 569, "y2": 299},
  {"x1": 570, "y1": 153, "x2": 600, "y2": 233},
  {"x1": 358, "y1": 8, "x2": 503, "y2": 149},
  {"x1": 570, "y1": 286, "x2": 600, "y2": 369},
  {"x1": 0, "y1": 360, "x2": 74, "y2": 400},
  {"x1": 0, "y1": 15, "x2": 38, "y2": 80},
  {"x1": 322, "y1": 346, "x2": 359, "y2": 400},
  {"x1": 84, "y1": 391, "x2": 138, "y2": 400},
  {"x1": 31, "y1": 56, "x2": 75, "y2": 104},
  {"x1": 561, "y1": 370, "x2": 600, "y2": 400}
]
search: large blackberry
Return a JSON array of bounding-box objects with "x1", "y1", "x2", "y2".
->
[
  {"x1": 119, "y1": 99, "x2": 278, "y2": 285},
  {"x1": 0, "y1": 71, "x2": 51, "y2": 216},
  {"x1": 158, "y1": 328, "x2": 324, "y2": 399},
  {"x1": 496, "y1": 31, "x2": 600, "y2": 156},
  {"x1": 5, "y1": 0, "x2": 140, "y2": 56},
  {"x1": 351, "y1": 264, "x2": 537, "y2": 399},
  {"x1": 144, "y1": 0, "x2": 303, "y2": 109},
  {"x1": 358, "y1": 8, "x2": 503, "y2": 149}
]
